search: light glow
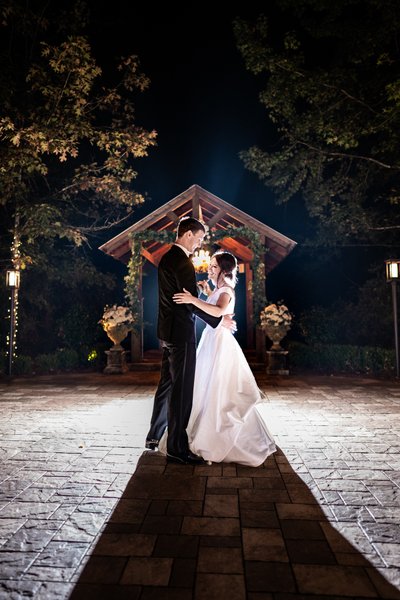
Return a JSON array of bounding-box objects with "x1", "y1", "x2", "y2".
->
[
  {"x1": 6, "y1": 269, "x2": 20, "y2": 288},
  {"x1": 385, "y1": 259, "x2": 400, "y2": 281},
  {"x1": 192, "y1": 249, "x2": 210, "y2": 273}
]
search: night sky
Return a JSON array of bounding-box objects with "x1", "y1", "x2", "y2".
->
[{"x1": 89, "y1": 3, "x2": 339, "y2": 345}]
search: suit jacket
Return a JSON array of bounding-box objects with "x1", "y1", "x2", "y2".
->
[{"x1": 157, "y1": 244, "x2": 222, "y2": 343}]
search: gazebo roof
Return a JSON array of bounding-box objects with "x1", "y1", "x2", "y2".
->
[{"x1": 99, "y1": 184, "x2": 297, "y2": 273}]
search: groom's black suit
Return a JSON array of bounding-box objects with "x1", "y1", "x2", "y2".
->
[{"x1": 146, "y1": 244, "x2": 221, "y2": 457}]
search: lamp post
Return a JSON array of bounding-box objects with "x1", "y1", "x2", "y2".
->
[
  {"x1": 385, "y1": 259, "x2": 400, "y2": 378},
  {"x1": 6, "y1": 268, "x2": 20, "y2": 377}
]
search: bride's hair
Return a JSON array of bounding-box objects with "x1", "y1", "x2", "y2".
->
[{"x1": 213, "y1": 250, "x2": 238, "y2": 288}]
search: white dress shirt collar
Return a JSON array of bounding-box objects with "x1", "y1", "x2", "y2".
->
[{"x1": 174, "y1": 242, "x2": 191, "y2": 258}]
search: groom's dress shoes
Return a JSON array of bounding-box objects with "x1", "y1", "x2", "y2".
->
[
  {"x1": 145, "y1": 439, "x2": 159, "y2": 451},
  {"x1": 167, "y1": 451, "x2": 205, "y2": 465}
]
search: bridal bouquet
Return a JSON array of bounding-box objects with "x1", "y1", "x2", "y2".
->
[
  {"x1": 260, "y1": 302, "x2": 292, "y2": 329},
  {"x1": 99, "y1": 305, "x2": 135, "y2": 333}
]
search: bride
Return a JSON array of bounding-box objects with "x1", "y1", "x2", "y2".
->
[{"x1": 171, "y1": 249, "x2": 276, "y2": 467}]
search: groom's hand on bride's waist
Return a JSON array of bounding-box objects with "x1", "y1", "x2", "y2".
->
[{"x1": 222, "y1": 314, "x2": 237, "y2": 333}]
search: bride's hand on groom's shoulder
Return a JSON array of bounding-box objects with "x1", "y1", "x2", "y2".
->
[
  {"x1": 197, "y1": 280, "x2": 211, "y2": 296},
  {"x1": 222, "y1": 314, "x2": 237, "y2": 333}
]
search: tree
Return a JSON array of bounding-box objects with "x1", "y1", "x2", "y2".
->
[
  {"x1": 0, "y1": 0, "x2": 157, "y2": 362},
  {"x1": 234, "y1": 0, "x2": 400, "y2": 249},
  {"x1": 0, "y1": 0, "x2": 157, "y2": 270}
]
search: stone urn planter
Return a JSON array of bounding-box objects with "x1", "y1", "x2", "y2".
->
[
  {"x1": 263, "y1": 325, "x2": 290, "y2": 352},
  {"x1": 260, "y1": 303, "x2": 293, "y2": 375},
  {"x1": 103, "y1": 324, "x2": 130, "y2": 374},
  {"x1": 105, "y1": 324, "x2": 129, "y2": 350},
  {"x1": 99, "y1": 305, "x2": 134, "y2": 374}
]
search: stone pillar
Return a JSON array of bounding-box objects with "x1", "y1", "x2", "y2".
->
[
  {"x1": 266, "y1": 350, "x2": 289, "y2": 375},
  {"x1": 104, "y1": 348, "x2": 128, "y2": 374}
]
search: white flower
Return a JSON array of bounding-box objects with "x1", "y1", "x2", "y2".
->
[
  {"x1": 260, "y1": 302, "x2": 293, "y2": 329},
  {"x1": 99, "y1": 305, "x2": 135, "y2": 331}
]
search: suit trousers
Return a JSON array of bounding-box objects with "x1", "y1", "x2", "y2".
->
[{"x1": 146, "y1": 341, "x2": 196, "y2": 455}]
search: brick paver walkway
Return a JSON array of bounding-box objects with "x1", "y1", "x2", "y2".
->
[{"x1": 0, "y1": 372, "x2": 400, "y2": 599}]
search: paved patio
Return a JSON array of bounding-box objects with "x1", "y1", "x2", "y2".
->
[{"x1": 0, "y1": 371, "x2": 400, "y2": 599}]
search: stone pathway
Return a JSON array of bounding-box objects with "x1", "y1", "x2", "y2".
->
[{"x1": 0, "y1": 372, "x2": 399, "y2": 599}]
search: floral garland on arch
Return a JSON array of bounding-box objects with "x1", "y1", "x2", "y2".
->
[
  {"x1": 124, "y1": 226, "x2": 268, "y2": 332},
  {"x1": 124, "y1": 229, "x2": 174, "y2": 332}
]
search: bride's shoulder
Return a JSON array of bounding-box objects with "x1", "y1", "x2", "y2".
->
[{"x1": 218, "y1": 285, "x2": 235, "y2": 299}]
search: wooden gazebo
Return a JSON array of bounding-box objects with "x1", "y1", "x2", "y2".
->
[{"x1": 99, "y1": 184, "x2": 297, "y2": 359}]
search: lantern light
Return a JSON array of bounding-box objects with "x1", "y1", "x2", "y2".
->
[
  {"x1": 385, "y1": 259, "x2": 400, "y2": 378},
  {"x1": 6, "y1": 269, "x2": 20, "y2": 289},
  {"x1": 385, "y1": 259, "x2": 400, "y2": 282}
]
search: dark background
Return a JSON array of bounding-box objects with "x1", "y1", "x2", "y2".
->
[{"x1": 88, "y1": 3, "x2": 323, "y2": 349}]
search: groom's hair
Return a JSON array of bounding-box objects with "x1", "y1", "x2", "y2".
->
[{"x1": 176, "y1": 216, "x2": 206, "y2": 238}]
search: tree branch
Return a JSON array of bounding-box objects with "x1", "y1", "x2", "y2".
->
[{"x1": 293, "y1": 138, "x2": 400, "y2": 170}]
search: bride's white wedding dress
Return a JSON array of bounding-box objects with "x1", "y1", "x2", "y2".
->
[
  {"x1": 159, "y1": 286, "x2": 276, "y2": 466},
  {"x1": 187, "y1": 286, "x2": 276, "y2": 466}
]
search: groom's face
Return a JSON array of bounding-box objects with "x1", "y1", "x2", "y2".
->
[{"x1": 190, "y1": 230, "x2": 205, "y2": 253}]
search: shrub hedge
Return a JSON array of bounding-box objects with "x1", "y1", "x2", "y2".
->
[
  {"x1": 288, "y1": 341, "x2": 395, "y2": 375},
  {"x1": 0, "y1": 345, "x2": 107, "y2": 376}
]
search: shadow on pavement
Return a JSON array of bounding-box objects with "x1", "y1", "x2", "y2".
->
[{"x1": 69, "y1": 448, "x2": 400, "y2": 600}]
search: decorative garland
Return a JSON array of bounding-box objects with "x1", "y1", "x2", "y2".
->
[
  {"x1": 124, "y1": 226, "x2": 268, "y2": 333},
  {"x1": 124, "y1": 230, "x2": 174, "y2": 332}
]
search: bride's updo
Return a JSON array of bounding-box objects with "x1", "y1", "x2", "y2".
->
[{"x1": 213, "y1": 250, "x2": 238, "y2": 288}]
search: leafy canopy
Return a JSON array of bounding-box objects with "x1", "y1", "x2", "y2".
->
[
  {"x1": 0, "y1": 0, "x2": 156, "y2": 265},
  {"x1": 234, "y1": 0, "x2": 400, "y2": 247}
]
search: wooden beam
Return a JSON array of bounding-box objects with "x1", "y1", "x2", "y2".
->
[
  {"x1": 207, "y1": 208, "x2": 226, "y2": 228},
  {"x1": 107, "y1": 240, "x2": 131, "y2": 260},
  {"x1": 167, "y1": 210, "x2": 180, "y2": 224},
  {"x1": 98, "y1": 189, "x2": 195, "y2": 255},
  {"x1": 141, "y1": 247, "x2": 158, "y2": 267},
  {"x1": 99, "y1": 182, "x2": 297, "y2": 274},
  {"x1": 152, "y1": 244, "x2": 172, "y2": 265},
  {"x1": 192, "y1": 194, "x2": 200, "y2": 219},
  {"x1": 219, "y1": 238, "x2": 254, "y2": 262}
]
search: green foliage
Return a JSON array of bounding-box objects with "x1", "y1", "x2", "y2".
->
[
  {"x1": 0, "y1": 1, "x2": 156, "y2": 365},
  {"x1": 55, "y1": 348, "x2": 79, "y2": 370},
  {"x1": 13, "y1": 242, "x2": 118, "y2": 356},
  {"x1": 0, "y1": 351, "x2": 6, "y2": 374},
  {"x1": 289, "y1": 341, "x2": 395, "y2": 375},
  {"x1": 0, "y1": 344, "x2": 108, "y2": 376},
  {"x1": 234, "y1": 1, "x2": 400, "y2": 248},
  {"x1": 296, "y1": 266, "x2": 393, "y2": 347},
  {"x1": 125, "y1": 230, "x2": 175, "y2": 330},
  {"x1": 34, "y1": 353, "x2": 60, "y2": 374},
  {"x1": 0, "y1": 0, "x2": 156, "y2": 268},
  {"x1": 57, "y1": 304, "x2": 104, "y2": 352},
  {"x1": 13, "y1": 355, "x2": 34, "y2": 375}
]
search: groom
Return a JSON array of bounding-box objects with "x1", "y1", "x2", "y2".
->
[{"x1": 145, "y1": 216, "x2": 234, "y2": 464}]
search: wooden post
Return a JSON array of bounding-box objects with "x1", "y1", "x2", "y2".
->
[
  {"x1": 256, "y1": 326, "x2": 266, "y2": 363},
  {"x1": 245, "y1": 263, "x2": 254, "y2": 348},
  {"x1": 257, "y1": 236, "x2": 267, "y2": 362}
]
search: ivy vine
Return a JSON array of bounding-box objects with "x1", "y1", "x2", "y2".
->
[{"x1": 124, "y1": 226, "x2": 268, "y2": 333}]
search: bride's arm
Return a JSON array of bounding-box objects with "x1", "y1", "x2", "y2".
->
[{"x1": 173, "y1": 287, "x2": 231, "y2": 317}]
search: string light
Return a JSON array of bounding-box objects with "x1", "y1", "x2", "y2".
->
[{"x1": 5, "y1": 264, "x2": 20, "y2": 372}]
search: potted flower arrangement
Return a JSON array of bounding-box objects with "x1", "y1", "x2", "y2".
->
[
  {"x1": 99, "y1": 305, "x2": 135, "y2": 349},
  {"x1": 260, "y1": 302, "x2": 293, "y2": 351}
]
